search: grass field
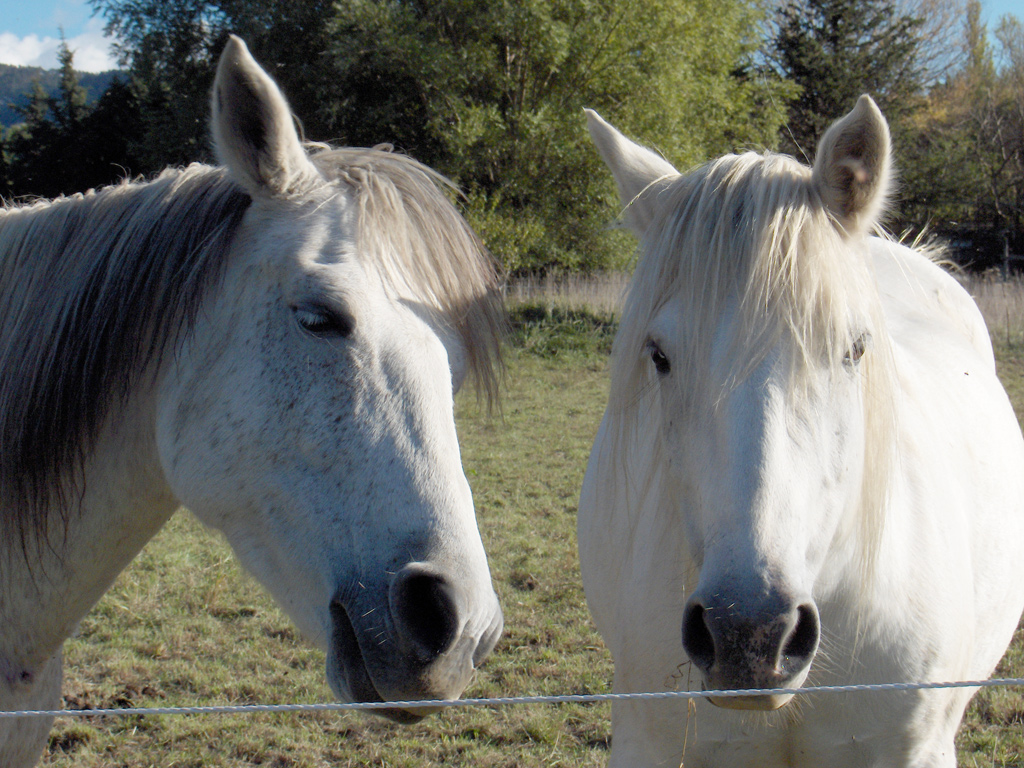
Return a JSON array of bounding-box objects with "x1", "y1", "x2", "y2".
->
[{"x1": 35, "y1": 287, "x2": 1024, "y2": 767}]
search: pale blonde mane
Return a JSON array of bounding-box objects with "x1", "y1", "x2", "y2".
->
[
  {"x1": 608, "y1": 150, "x2": 897, "y2": 584},
  {"x1": 309, "y1": 147, "x2": 504, "y2": 407}
]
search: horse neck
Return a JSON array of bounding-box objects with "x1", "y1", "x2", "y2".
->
[{"x1": 0, "y1": 373, "x2": 178, "y2": 676}]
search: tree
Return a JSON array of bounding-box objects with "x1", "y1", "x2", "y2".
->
[
  {"x1": 321, "y1": 0, "x2": 791, "y2": 272},
  {"x1": 893, "y1": 3, "x2": 988, "y2": 230},
  {"x1": 80, "y1": 77, "x2": 145, "y2": 183},
  {"x1": 90, "y1": 0, "x2": 791, "y2": 273},
  {"x1": 768, "y1": 0, "x2": 926, "y2": 159},
  {"x1": 902, "y1": 0, "x2": 969, "y2": 89},
  {"x1": 92, "y1": 1, "x2": 224, "y2": 170},
  {"x1": 3, "y1": 40, "x2": 141, "y2": 199},
  {"x1": 54, "y1": 31, "x2": 89, "y2": 132},
  {"x1": 896, "y1": 2, "x2": 1024, "y2": 253},
  {"x1": 0, "y1": 130, "x2": 12, "y2": 199},
  {"x1": 5, "y1": 79, "x2": 64, "y2": 197},
  {"x1": 989, "y1": 13, "x2": 1024, "y2": 242}
]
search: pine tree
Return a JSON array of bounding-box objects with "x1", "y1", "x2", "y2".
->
[
  {"x1": 6, "y1": 80, "x2": 60, "y2": 197},
  {"x1": 770, "y1": 0, "x2": 925, "y2": 158},
  {"x1": 0, "y1": 129, "x2": 11, "y2": 199},
  {"x1": 53, "y1": 33, "x2": 88, "y2": 131},
  {"x1": 4, "y1": 42, "x2": 128, "y2": 198}
]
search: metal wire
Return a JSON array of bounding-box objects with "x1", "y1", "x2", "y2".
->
[{"x1": 4, "y1": 677, "x2": 1024, "y2": 720}]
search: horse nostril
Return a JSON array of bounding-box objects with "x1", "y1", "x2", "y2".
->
[
  {"x1": 681, "y1": 601, "x2": 716, "y2": 673},
  {"x1": 781, "y1": 602, "x2": 820, "y2": 668},
  {"x1": 390, "y1": 564, "x2": 463, "y2": 660}
]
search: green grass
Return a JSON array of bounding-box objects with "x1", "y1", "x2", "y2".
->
[
  {"x1": 956, "y1": 346, "x2": 1024, "y2": 767},
  {"x1": 36, "y1": 313, "x2": 1024, "y2": 766},
  {"x1": 507, "y1": 303, "x2": 617, "y2": 359}
]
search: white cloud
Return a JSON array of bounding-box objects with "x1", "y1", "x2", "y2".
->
[
  {"x1": 0, "y1": 32, "x2": 51, "y2": 68},
  {"x1": 0, "y1": 18, "x2": 118, "y2": 73}
]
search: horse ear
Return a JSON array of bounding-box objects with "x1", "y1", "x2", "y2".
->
[
  {"x1": 585, "y1": 109, "x2": 678, "y2": 237},
  {"x1": 811, "y1": 94, "x2": 892, "y2": 236},
  {"x1": 211, "y1": 36, "x2": 318, "y2": 197}
]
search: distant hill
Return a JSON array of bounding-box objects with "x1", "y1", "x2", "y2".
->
[{"x1": 0, "y1": 64, "x2": 122, "y2": 128}]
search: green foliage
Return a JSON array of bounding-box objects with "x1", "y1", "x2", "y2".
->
[
  {"x1": 463, "y1": 191, "x2": 551, "y2": 275},
  {"x1": 508, "y1": 303, "x2": 617, "y2": 358},
  {"x1": 896, "y1": 3, "x2": 1024, "y2": 251},
  {"x1": 0, "y1": 139, "x2": 8, "y2": 199},
  {"x1": 769, "y1": 0, "x2": 926, "y2": 158},
  {"x1": 325, "y1": 0, "x2": 790, "y2": 272},
  {"x1": 86, "y1": 0, "x2": 790, "y2": 274},
  {"x1": 93, "y1": 0, "x2": 225, "y2": 169},
  {"x1": 54, "y1": 35, "x2": 89, "y2": 131},
  {"x1": 1, "y1": 42, "x2": 143, "y2": 199}
]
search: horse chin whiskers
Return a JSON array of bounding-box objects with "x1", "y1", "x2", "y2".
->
[{"x1": 734, "y1": 694, "x2": 807, "y2": 730}]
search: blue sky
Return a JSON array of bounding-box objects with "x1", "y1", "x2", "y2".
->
[
  {"x1": 0, "y1": 0, "x2": 1020, "y2": 72},
  {"x1": 0, "y1": 0, "x2": 114, "y2": 71}
]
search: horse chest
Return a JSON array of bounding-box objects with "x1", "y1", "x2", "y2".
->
[{"x1": 687, "y1": 724, "x2": 889, "y2": 768}]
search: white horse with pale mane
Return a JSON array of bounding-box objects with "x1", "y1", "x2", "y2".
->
[
  {"x1": 579, "y1": 96, "x2": 1024, "y2": 767},
  {"x1": 0, "y1": 37, "x2": 505, "y2": 767}
]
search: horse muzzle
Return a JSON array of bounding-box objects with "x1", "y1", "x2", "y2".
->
[
  {"x1": 326, "y1": 562, "x2": 503, "y2": 721},
  {"x1": 681, "y1": 591, "x2": 820, "y2": 712}
]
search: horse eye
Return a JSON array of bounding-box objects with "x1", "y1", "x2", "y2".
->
[
  {"x1": 647, "y1": 341, "x2": 671, "y2": 376},
  {"x1": 844, "y1": 333, "x2": 870, "y2": 366},
  {"x1": 293, "y1": 305, "x2": 354, "y2": 338}
]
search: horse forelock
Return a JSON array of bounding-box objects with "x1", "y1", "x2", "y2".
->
[
  {"x1": 310, "y1": 147, "x2": 505, "y2": 408},
  {"x1": 608, "y1": 150, "x2": 897, "y2": 587},
  {"x1": 0, "y1": 166, "x2": 251, "y2": 553}
]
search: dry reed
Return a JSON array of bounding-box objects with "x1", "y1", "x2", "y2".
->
[
  {"x1": 505, "y1": 272, "x2": 629, "y2": 316},
  {"x1": 509, "y1": 270, "x2": 1024, "y2": 348},
  {"x1": 958, "y1": 272, "x2": 1024, "y2": 347}
]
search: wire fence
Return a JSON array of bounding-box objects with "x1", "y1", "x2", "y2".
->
[{"x1": 5, "y1": 677, "x2": 1024, "y2": 720}]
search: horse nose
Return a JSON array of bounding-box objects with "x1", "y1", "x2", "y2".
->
[
  {"x1": 681, "y1": 592, "x2": 820, "y2": 696},
  {"x1": 389, "y1": 562, "x2": 466, "y2": 661}
]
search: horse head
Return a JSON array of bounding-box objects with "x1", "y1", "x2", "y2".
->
[
  {"x1": 155, "y1": 37, "x2": 503, "y2": 718},
  {"x1": 587, "y1": 96, "x2": 895, "y2": 710}
]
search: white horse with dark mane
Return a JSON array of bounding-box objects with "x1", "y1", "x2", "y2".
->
[
  {"x1": 579, "y1": 96, "x2": 1024, "y2": 766},
  {"x1": 0, "y1": 37, "x2": 505, "y2": 767}
]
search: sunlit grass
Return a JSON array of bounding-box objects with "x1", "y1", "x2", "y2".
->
[{"x1": 505, "y1": 271, "x2": 629, "y2": 318}]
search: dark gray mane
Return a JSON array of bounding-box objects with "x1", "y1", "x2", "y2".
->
[{"x1": 0, "y1": 165, "x2": 251, "y2": 552}]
